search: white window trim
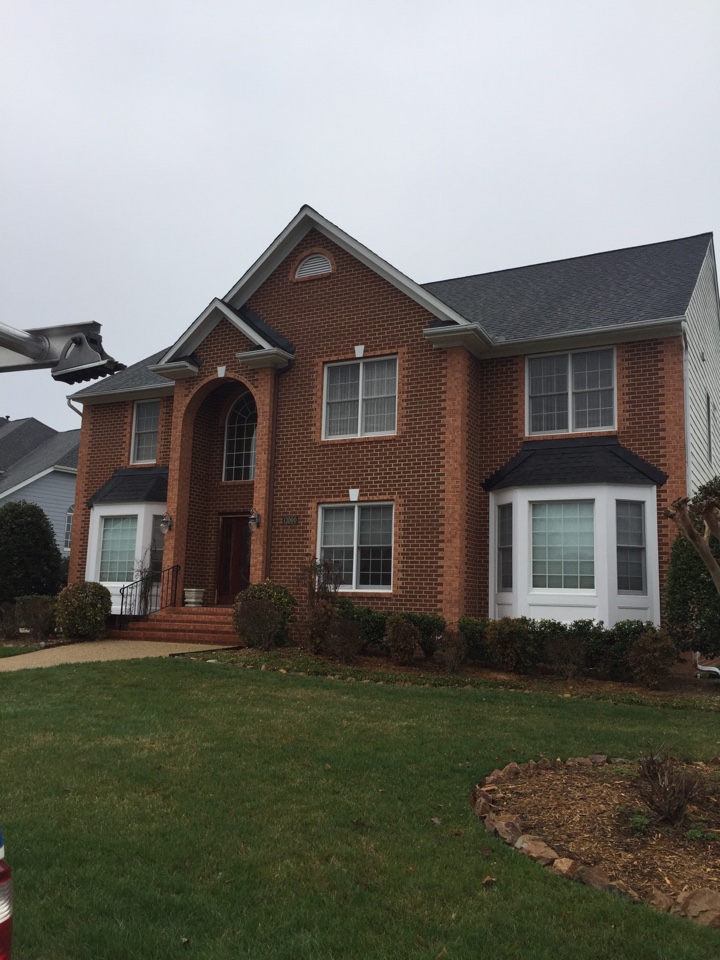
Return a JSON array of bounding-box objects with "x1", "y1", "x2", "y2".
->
[
  {"x1": 63, "y1": 505, "x2": 74, "y2": 553},
  {"x1": 525, "y1": 347, "x2": 617, "y2": 436},
  {"x1": 222, "y1": 394, "x2": 257, "y2": 482},
  {"x1": 322, "y1": 356, "x2": 398, "y2": 441},
  {"x1": 489, "y1": 483, "x2": 660, "y2": 627},
  {"x1": 85, "y1": 501, "x2": 167, "y2": 613},
  {"x1": 317, "y1": 501, "x2": 394, "y2": 592},
  {"x1": 130, "y1": 399, "x2": 161, "y2": 465}
]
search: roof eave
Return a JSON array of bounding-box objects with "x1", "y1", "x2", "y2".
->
[
  {"x1": 70, "y1": 382, "x2": 174, "y2": 405},
  {"x1": 158, "y1": 299, "x2": 274, "y2": 366},
  {"x1": 488, "y1": 316, "x2": 685, "y2": 356},
  {"x1": 147, "y1": 360, "x2": 199, "y2": 381},
  {"x1": 235, "y1": 348, "x2": 294, "y2": 370},
  {"x1": 423, "y1": 323, "x2": 492, "y2": 358}
]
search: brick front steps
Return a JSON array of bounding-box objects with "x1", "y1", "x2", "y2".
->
[{"x1": 106, "y1": 606, "x2": 238, "y2": 645}]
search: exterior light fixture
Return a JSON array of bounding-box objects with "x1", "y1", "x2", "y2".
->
[
  {"x1": 159, "y1": 513, "x2": 173, "y2": 535},
  {"x1": 248, "y1": 508, "x2": 261, "y2": 533}
]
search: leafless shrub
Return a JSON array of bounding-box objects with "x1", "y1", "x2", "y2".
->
[{"x1": 637, "y1": 748, "x2": 706, "y2": 825}]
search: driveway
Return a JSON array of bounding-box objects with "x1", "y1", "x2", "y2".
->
[{"x1": 0, "y1": 640, "x2": 236, "y2": 672}]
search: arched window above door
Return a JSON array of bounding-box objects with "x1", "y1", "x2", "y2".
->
[{"x1": 224, "y1": 392, "x2": 257, "y2": 481}]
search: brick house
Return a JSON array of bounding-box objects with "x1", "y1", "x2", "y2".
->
[{"x1": 68, "y1": 207, "x2": 720, "y2": 628}]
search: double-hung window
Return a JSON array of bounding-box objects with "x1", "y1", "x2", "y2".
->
[
  {"x1": 528, "y1": 348, "x2": 614, "y2": 434},
  {"x1": 63, "y1": 505, "x2": 74, "y2": 552},
  {"x1": 319, "y1": 503, "x2": 393, "y2": 590},
  {"x1": 531, "y1": 501, "x2": 594, "y2": 589},
  {"x1": 497, "y1": 503, "x2": 513, "y2": 591},
  {"x1": 131, "y1": 400, "x2": 161, "y2": 463},
  {"x1": 616, "y1": 500, "x2": 646, "y2": 593},
  {"x1": 324, "y1": 357, "x2": 397, "y2": 439}
]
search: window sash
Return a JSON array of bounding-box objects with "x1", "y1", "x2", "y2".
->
[
  {"x1": 616, "y1": 500, "x2": 646, "y2": 593},
  {"x1": 324, "y1": 358, "x2": 397, "y2": 438},
  {"x1": 528, "y1": 350, "x2": 614, "y2": 434},
  {"x1": 531, "y1": 501, "x2": 594, "y2": 589},
  {"x1": 63, "y1": 506, "x2": 74, "y2": 552},
  {"x1": 319, "y1": 504, "x2": 393, "y2": 590},
  {"x1": 99, "y1": 516, "x2": 138, "y2": 582},
  {"x1": 132, "y1": 400, "x2": 160, "y2": 463},
  {"x1": 497, "y1": 503, "x2": 513, "y2": 591},
  {"x1": 224, "y1": 393, "x2": 257, "y2": 481}
]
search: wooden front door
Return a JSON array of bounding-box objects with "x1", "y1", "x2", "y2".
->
[{"x1": 217, "y1": 515, "x2": 251, "y2": 604}]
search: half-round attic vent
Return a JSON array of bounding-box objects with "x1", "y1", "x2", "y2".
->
[{"x1": 295, "y1": 253, "x2": 332, "y2": 279}]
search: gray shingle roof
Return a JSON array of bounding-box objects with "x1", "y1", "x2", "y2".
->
[
  {"x1": 87, "y1": 466, "x2": 169, "y2": 506},
  {"x1": 0, "y1": 418, "x2": 57, "y2": 471},
  {"x1": 483, "y1": 436, "x2": 668, "y2": 491},
  {"x1": 70, "y1": 348, "x2": 172, "y2": 399},
  {"x1": 0, "y1": 428, "x2": 80, "y2": 496},
  {"x1": 424, "y1": 233, "x2": 712, "y2": 342}
]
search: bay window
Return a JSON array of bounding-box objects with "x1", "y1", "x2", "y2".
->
[
  {"x1": 99, "y1": 516, "x2": 138, "y2": 582},
  {"x1": 616, "y1": 500, "x2": 646, "y2": 593},
  {"x1": 531, "y1": 501, "x2": 594, "y2": 589}
]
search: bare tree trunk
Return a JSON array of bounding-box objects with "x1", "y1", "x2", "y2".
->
[{"x1": 664, "y1": 497, "x2": 720, "y2": 595}]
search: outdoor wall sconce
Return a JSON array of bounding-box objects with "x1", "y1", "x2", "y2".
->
[
  {"x1": 248, "y1": 508, "x2": 261, "y2": 533},
  {"x1": 159, "y1": 513, "x2": 173, "y2": 535}
]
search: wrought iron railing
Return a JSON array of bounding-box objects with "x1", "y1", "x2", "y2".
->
[{"x1": 119, "y1": 565, "x2": 180, "y2": 626}]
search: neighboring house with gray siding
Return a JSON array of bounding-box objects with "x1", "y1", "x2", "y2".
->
[{"x1": 0, "y1": 418, "x2": 80, "y2": 554}]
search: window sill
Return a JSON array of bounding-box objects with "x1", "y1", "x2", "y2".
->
[
  {"x1": 321, "y1": 433, "x2": 398, "y2": 444},
  {"x1": 525, "y1": 429, "x2": 617, "y2": 440}
]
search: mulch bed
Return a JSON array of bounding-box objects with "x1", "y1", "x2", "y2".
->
[{"x1": 489, "y1": 761, "x2": 720, "y2": 901}]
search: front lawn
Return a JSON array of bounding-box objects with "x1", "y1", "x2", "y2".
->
[{"x1": 1, "y1": 659, "x2": 719, "y2": 959}]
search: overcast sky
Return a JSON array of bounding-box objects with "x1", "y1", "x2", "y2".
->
[{"x1": 2, "y1": 0, "x2": 720, "y2": 431}]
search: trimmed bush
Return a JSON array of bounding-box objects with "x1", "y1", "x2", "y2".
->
[
  {"x1": 628, "y1": 629, "x2": 677, "y2": 688},
  {"x1": 585, "y1": 619, "x2": 652, "y2": 681},
  {"x1": 434, "y1": 628, "x2": 468, "y2": 673},
  {"x1": 16, "y1": 595, "x2": 56, "y2": 641},
  {"x1": 537, "y1": 619, "x2": 586, "y2": 679},
  {"x1": 485, "y1": 617, "x2": 540, "y2": 674},
  {"x1": 321, "y1": 618, "x2": 365, "y2": 663},
  {"x1": 233, "y1": 580, "x2": 297, "y2": 648},
  {"x1": 304, "y1": 598, "x2": 337, "y2": 654},
  {"x1": 384, "y1": 614, "x2": 420, "y2": 666},
  {"x1": 335, "y1": 598, "x2": 388, "y2": 653},
  {"x1": 0, "y1": 501, "x2": 63, "y2": 603},
  {"x1": 457, "y1": 617, "x2": 490, "y2": 662},
  {"x1": 55, "y1": 582, "x2": 112, "y2": 640},
  {"x1": 402, "y1": 613, "x2": 445, "y2": 660}
]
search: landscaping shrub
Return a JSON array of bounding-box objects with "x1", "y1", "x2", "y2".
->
[
  {"x1": 457, "y1": 616, "x2": 490, "y2": 662},
  {"x1": 663, "y1": 475, "x2": 720, "y2": 656},
  {"x1": 16, "y1": 595, "x2": 56, "y2": 641},
  {"x1": 384, "y1": 613, "x2": 420, "y2": 666},
  {"x1": 0, "y1": 501, "x2": 63, "y2": 603},
  {"x1": 233, "y1": 580, "x2": 297, "y2": 648},
  {"x1": 233, "y1": 600, "x2": 283, "y2": 650},
  {"x1": 0, "y1": 602, "x2": 20, "y2": 640},
  {"x1": 537, "y1": 619, "x2": 586, "y2": 679},
  {"x1": 55, "y1": 581, "x2": 112, "y2": 640},
  {"x1": 434, "y1": 628, "x2": 468, "y2": 673},
  {"x1": 304, "y1": 598, "x2": 337, "y2": 654},
  {"x1": 321, "y1": 618, "x2": 365, "y2": 663},
  {"x1": 627, "y1": 629, "x2": 677, "y2": 688},
  {"x1": 485, "y1": 617, "x2": 540, "y2": 674},
  {"x1": 637, "y1": 748, "x2": 706, "y2": 825},
  {"x1": 335, "y1": 598, "x2": 388, "y2": 653},
  {"x1": 584, "y1": 619, "x2": 650, "y2": 681},
  {"x1": 402, "y1": 613, "x2": 445, "y2": 660}
]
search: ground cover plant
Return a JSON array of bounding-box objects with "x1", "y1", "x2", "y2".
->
[{"x1": 1, "y1": 659, "x2": 720, "y2": 959}]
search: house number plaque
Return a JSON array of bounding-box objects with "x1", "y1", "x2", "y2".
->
[{"x1": 282, "y1": 515, "x2": 299, "y2": 525}]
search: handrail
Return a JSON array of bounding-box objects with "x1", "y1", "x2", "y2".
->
[{"x1": 119, "y1": 565, "x2": 180, "y2": 627}]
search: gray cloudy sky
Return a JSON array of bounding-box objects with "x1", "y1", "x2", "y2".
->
[{"x1": 2, "y1": 0, "x2": 720, "y2": 430}]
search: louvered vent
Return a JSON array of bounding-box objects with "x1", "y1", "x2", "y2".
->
[{"x1": 295, "y1": 253, "x2": 332, "y2": 279}]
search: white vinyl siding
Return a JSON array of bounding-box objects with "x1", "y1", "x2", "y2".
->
[
  {"x1": 324, "y1": 357, "x2": 397, "y2": 439},
  {"x1": 527, "y1": 349, "x2": 614, "y2": 434},
  {"x1": 0, "y1": 470, "x2": 77, "y2": 553},
  {"x1": 131, "y1": 400, "x2": 160, "y2": 464},
  {"x1": 319, "y1": 503, "x2": 393, "y2": 590},
  {"x1": 684, "y1": 244, "x2": 720, "y2": 492}
]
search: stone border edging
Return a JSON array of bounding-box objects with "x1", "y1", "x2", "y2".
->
[{"x1": 470, "y1": 755, "x2": 720, "y2": 928}]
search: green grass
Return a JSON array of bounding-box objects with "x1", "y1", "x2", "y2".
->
[
  {"x1": 2, "y1": 659, "x2": 720, "y2": 959},
  {"x1": 0, "y1": 644, "x2": 40, "y2": 658}
]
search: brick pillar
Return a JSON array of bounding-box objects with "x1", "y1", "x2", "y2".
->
[
  {"x1": 248, "y1": 367, "x2": 276, "y2": 584},
  {"x1": 440, "y1": 347, "x2": 471, "y2": 624}
]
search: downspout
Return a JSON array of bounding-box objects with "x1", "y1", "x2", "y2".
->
[{"x1": 67, "y1": 398, "x2": 83, "y2": 418}]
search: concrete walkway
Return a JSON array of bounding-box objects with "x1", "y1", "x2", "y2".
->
[{"x1": 0, "y1": 640, "x2": 236, "y2": 673}]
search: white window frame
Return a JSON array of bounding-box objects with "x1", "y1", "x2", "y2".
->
[
  {"x1": 63, "y1": 505, "x2": 74, "y2": 553},
  {"x1": 317, "y1": 502, "x2": 394, "y2": 592},
  {"x1": 616, "y1": 499, "x2": 647, "y2": 595},
  {"x1": 131, "y1": 400, "x2": 161, "y2": 464},
  {"x1": 489, "y1": 483, "x2": 659, "y2": 626},
  {"x1": 322, "y1": 356, "x2": 398, "y2": 440},
  {"x1": 223, "y1": 393, "x2": 257, "y2": 482},
  {"x1": 526, "y1": 347, "x2": 616, "y2": 436}
]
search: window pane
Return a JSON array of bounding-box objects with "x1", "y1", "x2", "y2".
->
[
  {"x1": 497, "y1": 503, "x2": 512, "y2": 591},
  {"x1": 64, "y1": 506, "x2": 74, "y2": 551},
  {"x1": 99, "y1": 516, "x2": 137, "y2": 582},
  {"x1": 224, "y1": 393, "x2": 257, "y2": 480},
  {"x1": 362, "y1": 359, "x2": 397, "y2": 433},
  {"x1": 357, "y1": 505, "x2": 392, "y2": 588},
  {"x1": 320, "y1": 505, "x2": 356, "y2": 585},
  {"x1": 133, "y1": 401, "x2": 160, "y2": 462},
  {"x1": 572, "y1": 350, "x2": 614, "y2": 429},
  {"x1": 326, "y1": 364, "x2": 360, "y2": 437},
  {"x1": 616, "y1": 500, "x2": 646, "y2": 593},
  {"x1": 528, "y1": 356, "x2": 568, "y2": 432},
  {"x1": 532, "y1": 501, "x2": 594, "y2": 589}
]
